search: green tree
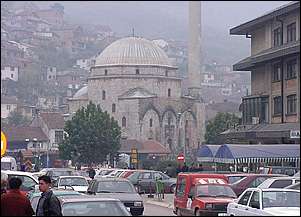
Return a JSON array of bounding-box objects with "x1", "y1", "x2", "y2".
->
[
  {"x1": 59, "y1": 102, "x2": 121, "y2": 165},
  {"x1": 7, "y1": 110, "x2": 31, "y2": 126},
  {"x1": 205, "y1": 112, "x2": 239, "y2": 144}
]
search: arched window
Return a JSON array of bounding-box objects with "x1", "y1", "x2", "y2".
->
[
  {"x1": 122, "y1": 117, "x2": 126, "y2": 127},
  {"x1": 136, "y1": 69, "x2": 140, "y2": 75},
  {"x1": 102, "y1": 90, "x2": 106, "y2": 100},
  {"x1": 112, "y1": 103, "x2": 116, "y2": 113},
  {"x1": 104, "y1": 69, "x2": 108, "y2": 75},
  {"x1": 150, "y1": 118, "x2": 153, "y2": 127},
  {"x1": 168, "y1": 88, "x2": 171, "y2": 97}
]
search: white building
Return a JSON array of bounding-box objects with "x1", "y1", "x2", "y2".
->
[{"x1": 1, "y1": 66, "x2": 19, "y2": 82}]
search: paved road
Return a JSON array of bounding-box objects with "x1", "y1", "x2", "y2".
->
[{"x1": 143, "y1": 203, "x2": 175, "y2": 216}]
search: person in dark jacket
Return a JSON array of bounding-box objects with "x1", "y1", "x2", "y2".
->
[
  {"x1": 182, "y1": 162, "x2": 189, "y2": 172},
  {"x1": 36, "y1": 175, "x2": 62, "y2": 216},
  {"x1": 87, "y1": 165, "x2": 96, "y2": 179},
  {"x1": 1, "y1": 177, "x2": 35, "y2": 216}
]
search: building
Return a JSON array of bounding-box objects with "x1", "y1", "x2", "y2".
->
[
  {"x1": 1, "y1": 66, "x2": 19, "y2": 81},
  {"x1": 223, "y1": 1, "x2": 300, "y2": 144},
  {"x1": 1, "y1": 95, "x2": 18, "y2": 118},
  {"x1": 68, "y1": 36, "x2": 206, "y2": 156}
]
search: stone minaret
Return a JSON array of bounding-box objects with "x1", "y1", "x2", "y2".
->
[{"x1": 188, "y1": 1, "x2": 202, "y2": 99}]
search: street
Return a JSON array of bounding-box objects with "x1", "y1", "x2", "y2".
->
[{"x1": 143, "y1": 203, "x2": 175, "y2": 216}]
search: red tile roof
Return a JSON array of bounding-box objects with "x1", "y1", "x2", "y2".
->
[
  {"x1": 119, "y1": 139, "x2": 170, "y2": 154},
  {"x1": 2, "y1": 126, "x2": 48, "y2": 142},
  {"x1": 40, "y1": 112, "x2": 65, "y2": 129}
]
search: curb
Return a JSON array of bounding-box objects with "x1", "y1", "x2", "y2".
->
[{"x1": 145, "y1": 200, "x2": 174, "y2": 209}]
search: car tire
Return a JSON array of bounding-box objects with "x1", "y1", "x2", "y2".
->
[
  {"x1": 176, "y1": 208, "x2": 182, "y2": 216},
  {"x1": 170, "y1": 184, "x2": 176, "y2": 193}
]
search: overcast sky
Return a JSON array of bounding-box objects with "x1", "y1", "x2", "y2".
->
[{"x1": 32, "y1": 1, "x2": 290, "y2": 40}]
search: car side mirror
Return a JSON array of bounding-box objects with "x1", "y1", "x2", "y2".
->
[{"x1": 250, "y1": 201, "x2": 260, "y2": 209}]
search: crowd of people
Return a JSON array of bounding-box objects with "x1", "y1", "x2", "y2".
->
[{"x1": 1, "y1": 175, "x2": 62, "y2": 216}]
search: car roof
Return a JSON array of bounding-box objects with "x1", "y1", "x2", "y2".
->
[
  {"x1": 61, "y1": 196, "x2": 120, "y2": 203},
  {"x1": 47, "y1": 168, "x2": 74, "y2": 171},
  {"x1": 246, "y1": 187, "x2": 300, "y2": 192},
  {"x1": 225, "y1": 173, "x2": 254, "y2": 177},
  {"x1": 178, "y1": 173, "x2": 227, "y2": 178},
  {"x1": 58, "y1": 176, "x2": 86, "y2": 179},
  {"x1": 263, "y1": 176, "x2": 300, "y2": 180},
  {"x1": 2, "y1": 170, "x2": 34, "y2": 176},
  {"x1": 94, "y1": 177, "x2": 131, "y2": 182},
  {"x1": 31, "y1": 190, "x2": 81, "y2": 197}
]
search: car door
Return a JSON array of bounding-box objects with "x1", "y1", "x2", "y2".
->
[
  {"x1": 137, "y1": 172, "x2": 154, "y2": 193},
  {"x1": 246, "y1": 190, "x2": 263, "y2": 216},
  {"x1": 231, "y1": 190, "x2": 253, "y2": 216},
  {"x1": 174, "y1": 176, "x2": 188, "y2": 215},
  {"x1": 269, "y1": 179, "x2": 293, "y2": 188}
]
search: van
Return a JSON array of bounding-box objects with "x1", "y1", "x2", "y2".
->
[
  {"x1": 1, "y1": 156, "x2": 17, "y2": 171},
  {"x1": 174, "y1": 173, "x2": 237, "y2": 216}
]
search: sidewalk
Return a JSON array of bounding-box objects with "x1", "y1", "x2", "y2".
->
[{"x1": 142, "y1": 193, "x2": 174, "y2": 209}]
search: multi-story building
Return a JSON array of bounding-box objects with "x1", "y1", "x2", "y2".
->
[{"x1": 223, "y1": 1, "x2": 300, "y2": 144}]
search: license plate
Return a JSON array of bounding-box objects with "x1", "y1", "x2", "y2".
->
[{"x1": 218, "y1": 213, "x2": 228, "y2": 216}]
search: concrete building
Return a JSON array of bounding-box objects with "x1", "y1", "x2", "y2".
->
[
  {"x1": 223, "y1": 1, "x2": 300, "y2": 144},
  {"x1": 68, "y1": 36, "x2": 205, "y2": 155}
]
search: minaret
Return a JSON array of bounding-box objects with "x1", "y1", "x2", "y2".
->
[{"x1": 188, "y1": 1, "x2": 202, "y2": 99}]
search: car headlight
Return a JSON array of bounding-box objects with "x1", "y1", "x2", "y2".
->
[
  {"x1": 134, "y1": 201, "x2": 143, "y2": 207},
  {"x1": 205, "y1": 203, "x2": 213, "y2": 209}
]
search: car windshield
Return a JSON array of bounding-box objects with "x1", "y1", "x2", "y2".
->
[
  {"x1": 196, "y1": 184, "x2": 237, "y2": 198},
  {"x1": 228, "y1": 176, "x2": 246, "y2": 184},
  {"x1": 1, "y1": 162, "x2": 12, "y2": 170},
  {"x1": 97, "y1": 181, "x2": 135, "y2": 193},
  {"x1": 62, "y1": 201, "x2": 131, "y2": 216},
  {"x1": 262, "y1": 191, "x2": 300, "y2": 208},
  {"x1": 59, "y1": 178, "x2": 88, "y2": 186},
  {"x1": 53, "y1": 170, "x2": 73, "y2": 177}
]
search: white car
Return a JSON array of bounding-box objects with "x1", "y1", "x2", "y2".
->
[
  {"x1": 257, "y1": 177, "x2": 300, "y2": 189},
  {"x1": 227, "y1": 188, "x2": 300, "y2": 216},
  {"x1": 53, "y1": 176, "x2": 89, "y2": 193}
]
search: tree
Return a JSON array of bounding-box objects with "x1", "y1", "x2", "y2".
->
[
  {"x1": 59, "y1": 102, "x2": 121, "y2": 165},
  {"x1": 205, "y1": 112, "x2": 239, "y2": 144},
  {"x1": 7, "y1": 110, "x2": 31, "y2": 126}
]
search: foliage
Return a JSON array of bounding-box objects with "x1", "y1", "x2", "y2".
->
[
  {"x1": 59, "y1": 102, "x2": 121, "y2": 165},
  {"x1": 7, "y1": 110, "x2": 31, "y2": 126},
  {"x1": 205, "y1": 112, "x2": 239, "y2": 144}
]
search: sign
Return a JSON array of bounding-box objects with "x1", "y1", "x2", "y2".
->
[
  {"x1": 177, "y1": 153, "x2": 185, "y2": 162},
  {"x1": 290, "y1": 130, "x2": 300, "y2": 139},
  {"x1": 131, "y1": 148, "x2": 138, "y2": 164},
  {"x1": 197, "y1": 178, "x2": 226, "y2": 185},
  {"x1": 1, "y1": 131, "x2": 7, "y2": 157}
]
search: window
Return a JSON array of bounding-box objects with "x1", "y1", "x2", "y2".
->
[
  {"x1": 8, "y1": 175, "x2": 36, "y2": 191},
  {"x1": 7, "y1": 105, "x2": 11, "y2": 111},
  {"x1": 136, "y1": 69, "x2": 140, "y2": 75},
  {"x1": 48, "y1": 75, "x2": 51, "y2": 79},
  {"x1": 165, "y1": 70, "x2": 168, "y2": 76},
  {"x1": 55, "y1": 131, "x2": 64, "y2": 144},
  {"x1": 273, "y1": 27, "x2": 282, "y2": 46},
  {"x1": 104, "y1": 69, "x2": 108, "y2": 75},
  {"x1": 249, "y1": 191, "x2": 260, "y2": 208},
  {"x1": 286, "y1": 59, "x2": 297, "y2": 79},
  {"x1": 176, "y1": 177, "x2": 186, "y2": 197},
  {"x1": 10, "y1": 66, "x2": 14, "y2": 71},
  {"x1": 287, "y1": 94, "x2": 297, "y2": 114},
  {"x1": 50, "y1": 67, "x2": 53, "y2": 72},
  {"x1": 287, "y1": 22, "x2": 296, "y2": 42},
  {"x1": 11, "y1": 73, "x2": 14, "y2": 78},
  {"x1": 102, "y1": 90, "x2": 106, "y2": 100},
  {"x1": 273, "y1": 96, "x2": 282, "y2": 115},
  {"x1": 168, "y1": 88, "x2": 171, "y2": 97},
  {"x1": 238, "y1": 191, "x2": 252, "y2": 205},
  {"x1": 122, "y1": 117, "x2": 126, "y2": 127},
  {"x1": 112, "y1": 103, "x2": 116, "y2": 113},
  {"x1": 139, "y1": 172, "x2": 151, "y2": 179},
  {"x1": 270, "y1": 180, "x2": 292, "y2": 188},
  {"x1": 250, "y1": 177, "x2": 269, "y2": 188},
  {"x1": 272, "y1": 63, "x2": 281, "y2": 82},
  {"x1": 150, "y1": 118, "x2": 153, "y2": 127}
]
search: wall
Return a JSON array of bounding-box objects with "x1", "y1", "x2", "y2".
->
[{"x1": 251, "y1": 64, "x2": 269, "y2": 95}]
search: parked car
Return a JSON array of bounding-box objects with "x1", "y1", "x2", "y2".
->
[
  {"x1": 259, "y1": 166, "x2": 299, "y2": 176},
  {"x1": 227, "y1": 188, "x2": 300, "y2": 216},
  {"x1": 230, "y1": 174, "x2": 287, "y2": 196},
  {"x1": 1, "y1": 156, "x2": 17, "y2": 171},
  {"x1": 173, "y1": 173, "x2": 234, "y2": 216},
  {"x1": 102, "y1": 169, "x2": 129, "y2": 178},
  {"x1": 53, "y1": 176, "x2": 89, "y2": 193},
  {"x1": 127, "y1": 170, "x2": 177, "y2": 193},
  {"x1": 61, "y1": 196, "x2": 131, "y2": 216},
  {"x1": 87, "y1": 177, "x2": 143, "y2": 216},
  {"x1": 285, "y1": 182, "x2": 300, "y2": 190},
  {"x1": 1, "y1": 170, "x2": 38, "y2": 196},
  {"x1": 29, "y1": 189, "x2": 82, "y2": 211},
  {"x1": 95, "y1": 169, "x2": 116, "y2": 178},
  {"x1": 45, "y1": 168, "x2": 75, "y2": 181},
  {"x1": 224, "y1": 174, "x2": 250, "y2": 184},
  {"x1": 257, "y1": 176, "x2": 300, "y2": 189}
]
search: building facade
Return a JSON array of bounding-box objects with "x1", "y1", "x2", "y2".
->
[
  {"x1": 224, "y1": 1, "x2": 300, "y2": 144},
  {"x1": 68, "y1": 37, "x2": 205, "y2": 155}
]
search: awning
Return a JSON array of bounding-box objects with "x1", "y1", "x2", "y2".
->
[
  {"x1": 196, "y1": 145, "x2": 221, "y2": 162},
  {"x1": 214, "y1": 144, "x2": 300, "y2": 164}
]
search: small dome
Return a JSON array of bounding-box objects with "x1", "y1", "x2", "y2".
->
[
  {"x1": 95, "y1": 37, "x2": 174, "y2": 67},
  {"x1": 73, "y1": 86, "x2": 88, "y2": 99}
]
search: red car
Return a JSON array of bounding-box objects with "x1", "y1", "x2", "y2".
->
[
  {"x1": 230, "y1": 174, "x2": 287, "y2": 196},
  {"x1": 174, "y1": 173, "x2": 236, "y2": 216}
]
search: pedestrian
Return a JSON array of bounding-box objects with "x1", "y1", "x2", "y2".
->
[
  {"x1": 1, "y1": 177, "x2": 35, "y2": 216},
  {"x1": 1, "y1": 172, "x2": 8, "y2": 195},
  {"x1": 182, "y1": 162, "x2": 189, "y2": 172},
  {"x1": 87, "y1": 165, "x2": 96, "y2": 179},
  {"x1": 36, "y1": 175, "x2": 62, "y2": 216}
]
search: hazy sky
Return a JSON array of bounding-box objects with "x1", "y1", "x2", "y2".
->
[{"x1": 33, "y1": 1, "x2": 290, "y2": 40}]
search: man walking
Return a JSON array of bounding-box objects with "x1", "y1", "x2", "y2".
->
[
  {"x1": 88, "y1": 165, "x2": 96, "y2": 179},
  {"x1": 1, "y1": 177, "x2": 35, "y2": 216},
  {"x1": 36, "y1": 175, "x2": 62, "y2": 216}
]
